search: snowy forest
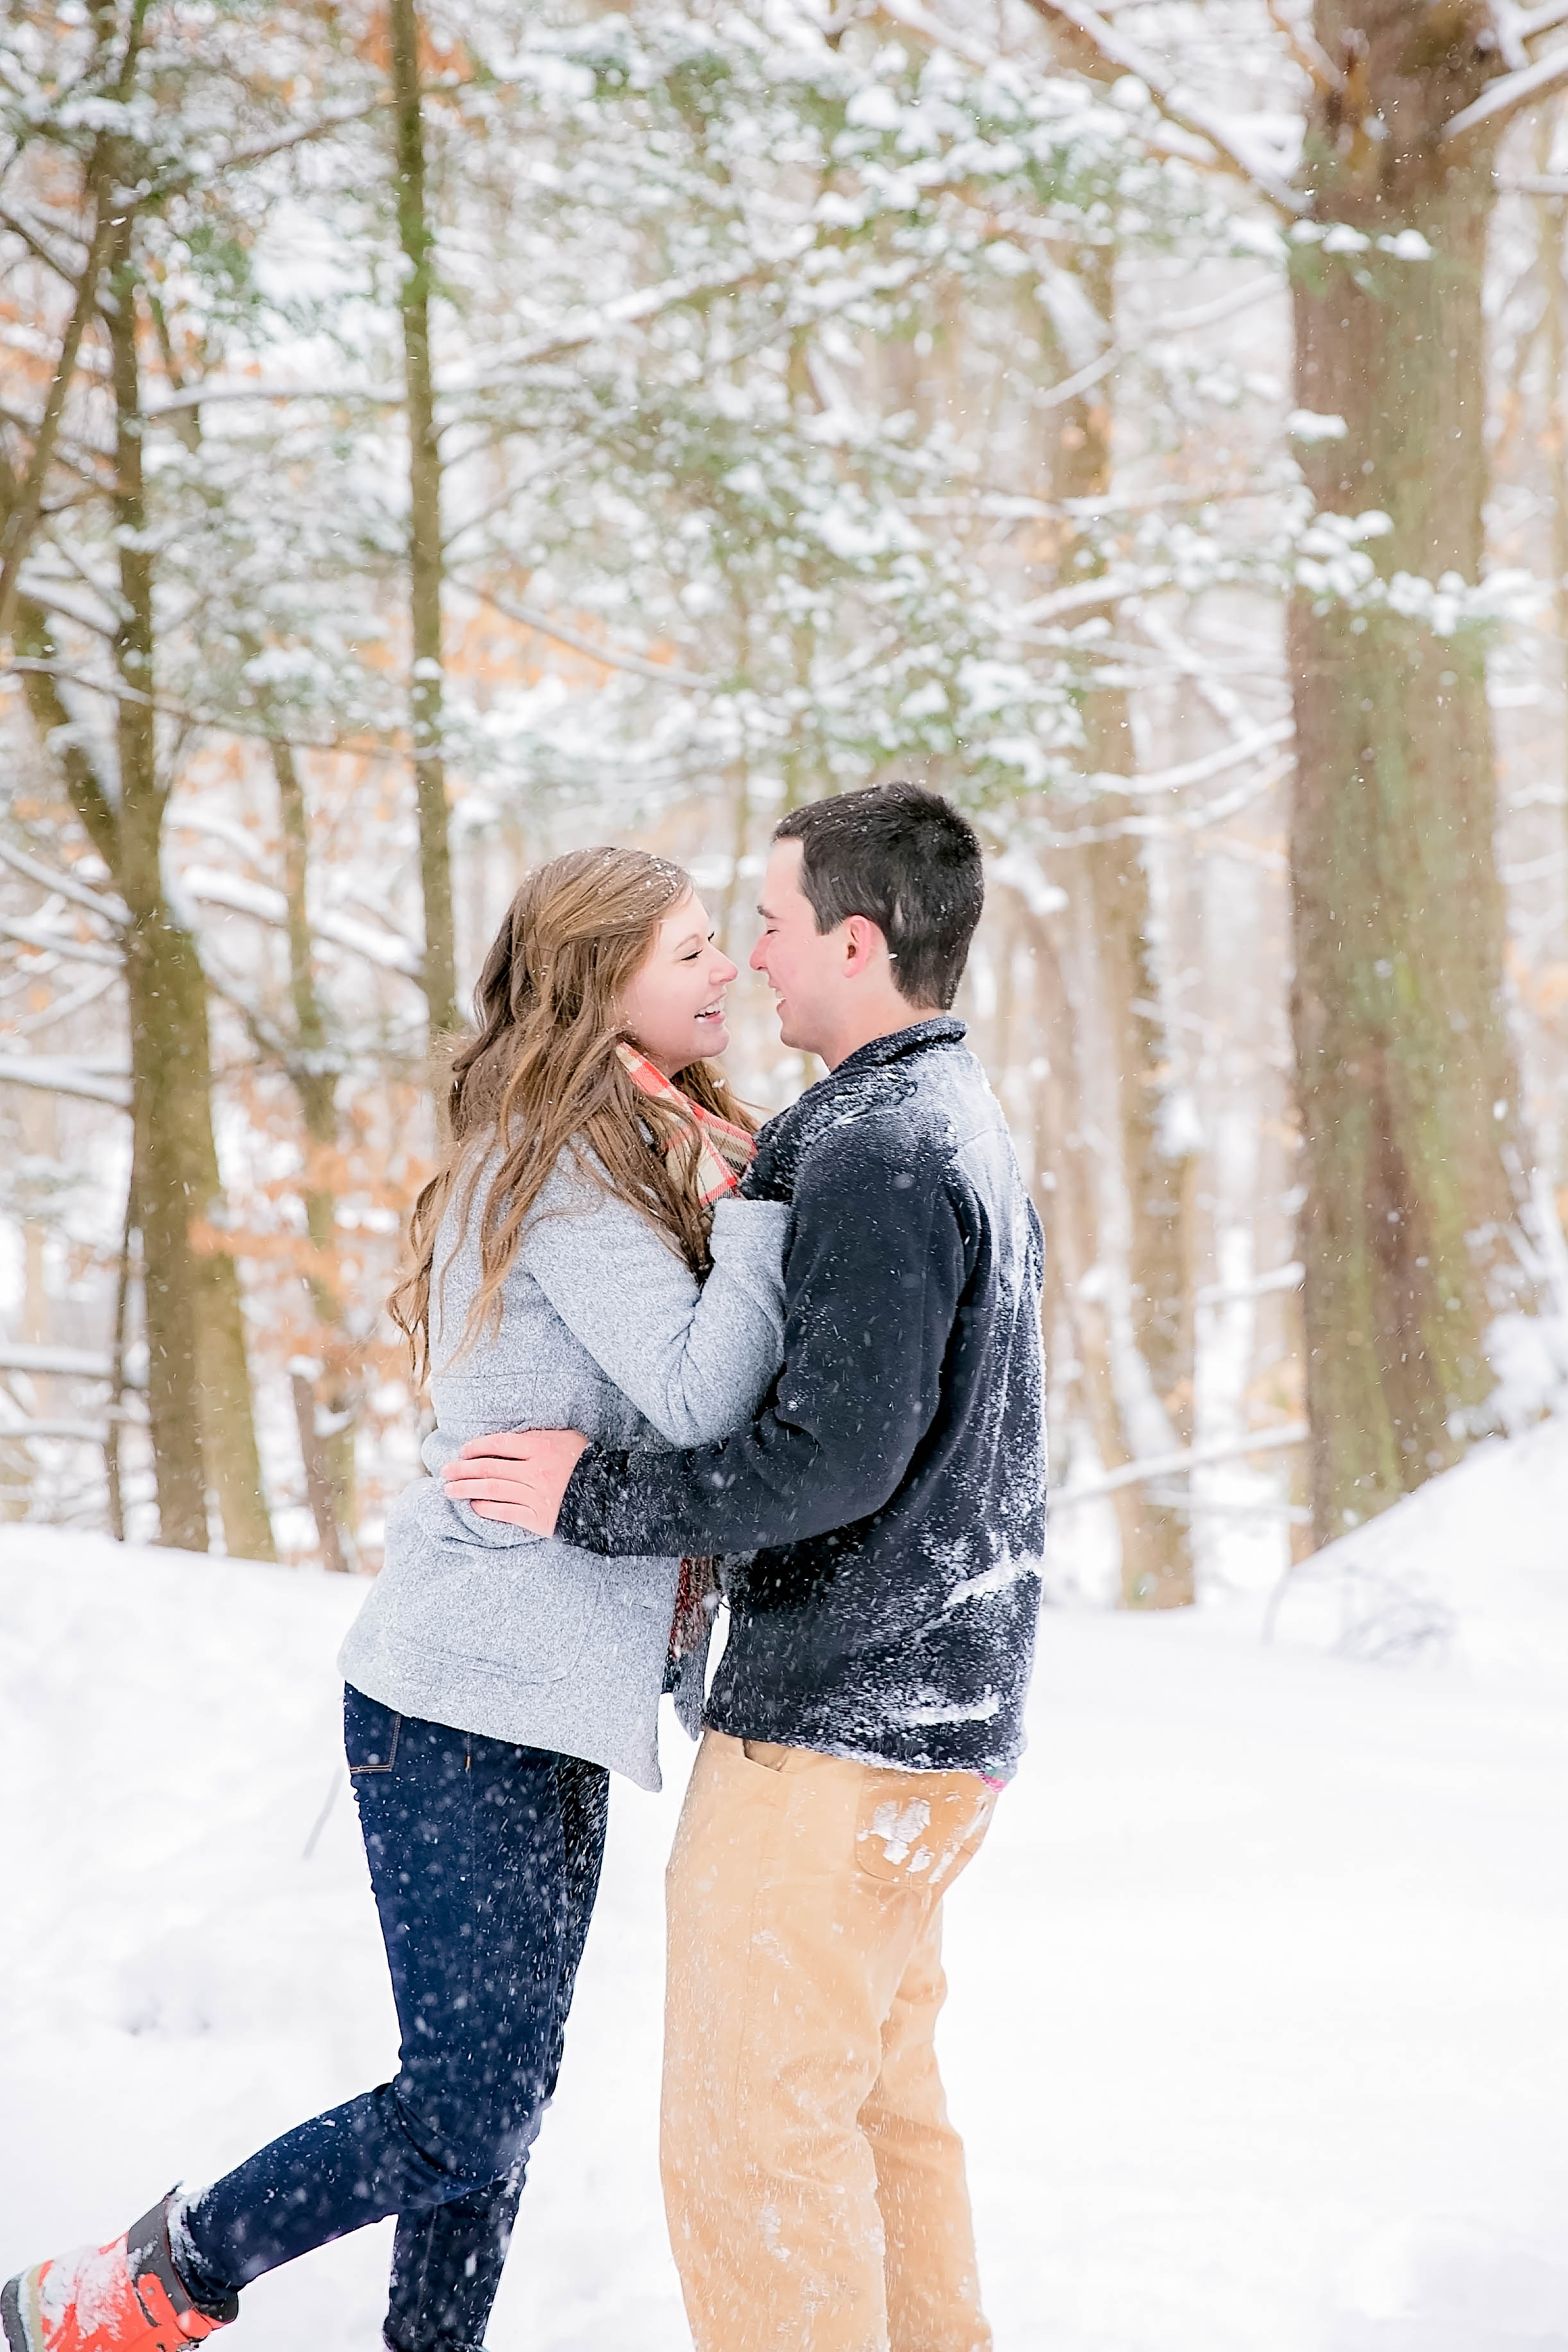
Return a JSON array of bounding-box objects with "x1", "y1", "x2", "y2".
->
[{"x1": 5, "y1": 0, "x2": 1568, "y2": 1603}]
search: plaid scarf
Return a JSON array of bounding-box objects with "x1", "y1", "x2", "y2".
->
[
  {"x1": 615, "y1": 1040, "x2": 754, "y2": 1665},
  {"x1": 615, "y1": 1042, "x2": 753, "y2": 1205}
]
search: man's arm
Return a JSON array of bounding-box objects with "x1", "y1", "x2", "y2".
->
[{"x1": 555, "y1": 1117, "x2": 968, "y2": 1558}]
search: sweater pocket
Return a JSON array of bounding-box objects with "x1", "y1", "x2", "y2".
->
[{"x1": 416, "y1": 1539, "x2": 604, "y2": 1686}]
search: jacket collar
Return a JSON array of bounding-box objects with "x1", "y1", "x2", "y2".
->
[{"x1": 828, "y1": 1015, "x2": 967, "y2": 1082}]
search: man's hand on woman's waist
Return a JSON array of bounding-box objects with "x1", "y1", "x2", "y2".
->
[{"x1": 441, "y1": 1428, "x2": 589, "y2": 1533}]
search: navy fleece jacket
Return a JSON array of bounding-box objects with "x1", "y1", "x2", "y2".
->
[{"x1": 556, "y1": 1017, "x2": 1047, "y2": 1777}]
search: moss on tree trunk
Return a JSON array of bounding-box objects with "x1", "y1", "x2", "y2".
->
[
  {"x1": 107, "y1": 235, "x2": 273, "y2": 1559},
  {"x1": 1290, "y1": 0, "x2": 1546, "y2": 1540}
]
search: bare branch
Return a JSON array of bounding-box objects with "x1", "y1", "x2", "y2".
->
[
  {"x1": 1265, "y1": 0, "x2": 1346, "y2": 90},
  {"x1": 0, "y1": 179, "x2": 121, "y2": 646},
  {"x1": 0, "y1": 199, "x2": 92, "y2": 285},
  {"x1": 455, "y1": 577, "x2": 721, "y2": 689}
]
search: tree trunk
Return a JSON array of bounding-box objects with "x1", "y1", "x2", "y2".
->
[
  {"x1": 1050, "y1": 246, "x2": 1198, "y2": 1606},
  {"x1": 106, "y1": 232, "x2": 273, "y2": 1559},
  {"x1": 390, "y1": 0, "x2": 457, "y2": 1036},
  {"x1": 1021, "y1": 893, "x2": 1164, "y2": 1581},
  {"x1": 1290, "y1": 2, "x2": 1548, "y2": 1541},
  {"x1": 274, "y1": 738, "x2": 358, "y2": 1568}
]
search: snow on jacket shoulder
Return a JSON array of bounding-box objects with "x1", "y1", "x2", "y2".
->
[
  {"x1": 557, "y1": 1020, "x2": 1047, "y2": 1779},
  {"x1": 338, "y1": 1147, "x2": 789, "y2": 1791}
]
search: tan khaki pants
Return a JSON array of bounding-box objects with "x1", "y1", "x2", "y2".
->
[{"x1": 662, "y1": 1729, "x2": 996, "y2": 2352}]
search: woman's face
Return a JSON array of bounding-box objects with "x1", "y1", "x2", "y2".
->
[{"x1": 619, "y1": 893, "x2": 738, "y2": 1075}]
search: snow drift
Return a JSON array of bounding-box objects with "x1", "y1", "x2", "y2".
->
[{"x1": 1, "y1": 1424, "x2": 1566, "y2": 2350}]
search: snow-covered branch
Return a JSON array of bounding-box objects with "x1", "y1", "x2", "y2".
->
[
  {"x1": 1037, "y1": 275, "x2": 1280, "y2": 410},
  {"x1": 134, "y1": 97, "x2": 402, "y2": 205},
  {"x1": 0, "y1": 915, "x2": 121, "y2": 968},
  {"x1": 0, "y1": 1341, "x2": 139, "y2": 1382},
  {"x1": 1514, "y1": 0, "x2": 1568, "y2": 42},
  {"x1": 444, "y1": 243, "x2": 816, "y2": 396},
  {"x1": 1049, "y1": 1423, "x2": 1308, "y2": 1510},
  {"x1": 455, "y1": 579, "x2": 720, "y2": 690},
  {"x1": 146, "y1": 382, "x2": 403, "y2": 419},
  {"x1": 6, "y1": 657, "x2": 392, "y2": 757},
  {"x1": 0, "y1": 1053, "x2": 130, "y2": 1108},
  {"x1": 1000, "y1": 0, "x2": 1307, "y2": 214},
  {"x1": 1444, "y1": 44, "x2": 1568, "y2": 141},
  {"x1": 0, "y1": 841, "x2": 126, "y2": 927},
  {"x1": 178, "y1": 868, "x2": 423, "y2": 980},
  {"x1": 1263, "y1": 0, "x2": 1345, "y2": 93}
]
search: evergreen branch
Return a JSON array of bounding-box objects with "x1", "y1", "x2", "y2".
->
[
  {"x1": 1015, "y1": 0, "x2": 1306, "y2": 213},
  {"x1": 132, "y1": 97, "x2": 399, "y2": 206},
  {"x1": 133, "y1": 78, "x2": 474, "y2": 209},
  {"x1": 873, "y1": 0, "x2": 1306, "y2": 214},
  {"x1": 443, "y1": 243, "x2": 814, "y2": 396}
]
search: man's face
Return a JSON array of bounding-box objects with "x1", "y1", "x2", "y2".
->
[{"x1": 751, "y1": 840, "x2": 839, "y2": 1055}]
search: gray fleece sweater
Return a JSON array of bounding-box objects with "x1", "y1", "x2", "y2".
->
[{"x1": 338, "y1": 1152, "x2": 789, "y2": 1790}]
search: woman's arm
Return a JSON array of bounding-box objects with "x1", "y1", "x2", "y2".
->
[{"x1": 519, "y1": 1174, "x2": 789, "y2": 1447}]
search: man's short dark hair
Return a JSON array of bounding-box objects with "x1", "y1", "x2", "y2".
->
[{"x1": 774, "y1": 783, "x2": 984, "y2": 1010}]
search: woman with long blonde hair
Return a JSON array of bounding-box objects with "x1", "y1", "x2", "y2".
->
[{"x1": 5, "y1": 849, "x2": 789, "y2": 2352}]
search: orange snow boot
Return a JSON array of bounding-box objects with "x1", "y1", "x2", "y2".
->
[{"x1": 1, "y1": 2198, "x2": 236, "y2": 2352}]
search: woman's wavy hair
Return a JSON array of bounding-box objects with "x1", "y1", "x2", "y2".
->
[{"x1": 389, "y1": 846, "x2": 753, "y2": 1383}]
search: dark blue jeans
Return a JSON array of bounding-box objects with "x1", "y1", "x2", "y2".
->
[{"x1": 178, "y1": 1688, "x2": 609, "y2": 2352}]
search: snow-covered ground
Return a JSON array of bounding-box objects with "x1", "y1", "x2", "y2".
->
[{"x1": 3, "y1": 1425, "x2": 1567, "y2": 2352}]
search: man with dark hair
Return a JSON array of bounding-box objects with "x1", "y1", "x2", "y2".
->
[
  {"x1": 445, "y1": 782, "x2": 1046, "y2": 2352},
  {"x1": 773, "y1": 778, "x2": 985, "y2": 1011}
]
